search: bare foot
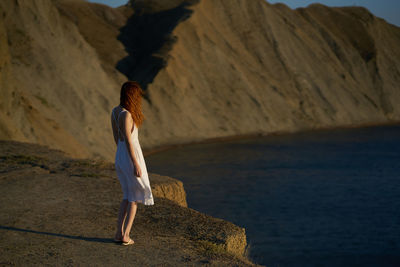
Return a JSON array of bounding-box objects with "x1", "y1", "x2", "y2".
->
[
  {"x1": 122, "y1": 239, "x2": 135, "y2": 246},
  {"x1": 114, "y1": 232, "x2": 123, "y2": 242}
]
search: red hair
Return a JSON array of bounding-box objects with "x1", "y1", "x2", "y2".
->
[{"x1": 120, "y1": 81, "x2": 145, "y2": 127}]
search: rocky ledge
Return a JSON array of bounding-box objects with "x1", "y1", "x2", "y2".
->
[{"x1": 0, "y1": 141, "x2": 259, "y2": 266}]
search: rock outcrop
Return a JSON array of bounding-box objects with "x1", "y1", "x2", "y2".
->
[
  {"x1": 0, "y1": 0, "x2": 399, "y2": 160},
  {"x1": 150, "y1": 173, "x2": 188, "y2": 207},
  {"x1": 0, "y1": 140, "x2": 253, "y2": 265}
]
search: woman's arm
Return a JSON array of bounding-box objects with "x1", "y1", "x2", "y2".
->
[
  {"x1": 120, "y1": 111, "x2": 142, "y2": 177},
  {"x1": 111, "y1": 111, "x2": 118, "y2": 145}
]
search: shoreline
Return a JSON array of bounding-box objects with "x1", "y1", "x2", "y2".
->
[{"x1": 143, "y1": 120, "x2": 400, "y2": 156}]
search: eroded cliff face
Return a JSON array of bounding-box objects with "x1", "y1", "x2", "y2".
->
[
  {"x1": 139, "y1": 0, "x2": 400, "y2": 149},
  {"x1": 0, "y1": 0, "x2": 122, "y2": 159},
  {"x1": 0, "y1": 0, "x2": 399, "y2": 160}
]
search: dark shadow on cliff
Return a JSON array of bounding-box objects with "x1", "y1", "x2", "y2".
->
[{"x1": 116, "y1": 0, "x2": 199, "y2": 102}]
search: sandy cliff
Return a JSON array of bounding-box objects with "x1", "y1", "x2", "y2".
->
[
  {"x1": 0, "y1": 0, "x2": 399, "y2": 160},
  {"x1": 140, "y1": 0, "x2": 400, "y2": 148}
]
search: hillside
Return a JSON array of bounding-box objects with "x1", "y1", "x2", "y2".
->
[{"x1": 0, "y1": 0, "x2": 399, "y2": 160}]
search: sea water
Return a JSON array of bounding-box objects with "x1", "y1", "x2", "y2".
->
[{"x1": 146, "y1": 125, "x2": 400, "y2": 266}]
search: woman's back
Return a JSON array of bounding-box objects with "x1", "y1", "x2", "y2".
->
[{"x1": 112, "y1": 106, "x2": 138, "y2": 144}]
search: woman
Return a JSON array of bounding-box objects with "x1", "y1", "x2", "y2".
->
[{"x1": 111, "y1": 81, "x2": 154, "y2": 246}]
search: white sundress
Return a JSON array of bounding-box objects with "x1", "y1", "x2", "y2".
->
[{"x1": 112, "y1": 108, "x2": 154, "y2": 205}]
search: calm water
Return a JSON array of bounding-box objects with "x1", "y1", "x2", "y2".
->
[{"x1": 146, "y1": 125, "x2": 400, "y2": 266}]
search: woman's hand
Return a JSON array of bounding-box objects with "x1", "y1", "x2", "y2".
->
[{"x1": 134, "y1": 163, "x2": 142, "y2": 178}]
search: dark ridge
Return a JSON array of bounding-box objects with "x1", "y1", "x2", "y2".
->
[{"x1": 116, "y1": 0, "x2": 199, "y2": 102}]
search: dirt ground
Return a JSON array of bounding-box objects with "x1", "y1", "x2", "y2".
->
[{"x1": 0, "y1": 141, "x2": 260, "y2": 266}]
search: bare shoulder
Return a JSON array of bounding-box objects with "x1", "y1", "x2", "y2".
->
[{"x1": 120, "y1": 109, "x2": 132, "y2": 121}]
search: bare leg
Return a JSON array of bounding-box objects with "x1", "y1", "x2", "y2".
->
[
  {"x1": 115, "y1": 199, "x2": 128, "y2": 240},
  {"x1": 122, "y1": 201, "x2": 138, "y2": 243}
]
